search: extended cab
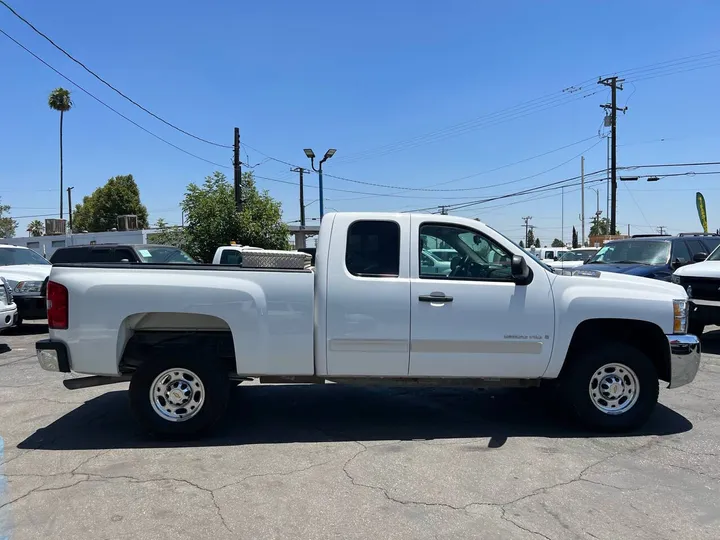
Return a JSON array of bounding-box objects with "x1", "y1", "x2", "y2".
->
[{"x1": 36, "y1": 212, "x2": 700, "y2": 437}]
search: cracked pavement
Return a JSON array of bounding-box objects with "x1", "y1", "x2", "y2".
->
[{"x1": 1, "y1": 322, "x2": 720, "y2": 539}]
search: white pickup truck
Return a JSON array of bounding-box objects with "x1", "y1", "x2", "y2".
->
[{"x1": 36, "y1": 212, "x2": 700, "y2": 438}]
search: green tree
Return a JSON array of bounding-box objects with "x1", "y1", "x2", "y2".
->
[
  {"x1": 0, "y1": 198, "x2": 17, "y2": 238},
  {"x1": 182, "y1": 171, "x2": 289, "y2": 262},
  {"x1": 534, "y1": 238, "x2": 541, "y2": 248},
  {"x1": 519, "y1": 240, "x2": 525, "y2": 248},
  {"x1": 147, "y1": 217, "x2": 186, "y2": 248},
  {"x1": 526, "y1": 228, "x2": 535, "y2": 247},
  {"x1": 48, "y1": 88, "x2": 73, "y2": 219},
  {"x1": 27, "y1": 219, "x2": 44, "y2": 237},
  {"x1": 551, "y1": 238, "x2": 565, "y2": 247},
  {"x1": 589, "y1": 217, "x2": 619, "y2": 237},
  {"x1": 72, "y1": 174, "x2": 149, "y2": 232},
  {"x1": 572, "y1": 226, "x2": 579, "y2": 248}
]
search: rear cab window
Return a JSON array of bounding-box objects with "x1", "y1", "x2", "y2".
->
[{"x1": 345, "y1": 220, "x2": 400, "y2": 277}]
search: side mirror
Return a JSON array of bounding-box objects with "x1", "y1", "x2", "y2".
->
[
  {"x1": 693, "y1": 252, "x2": 708, "y2": 263},
  {"x1": 511, "y1": 255, "x2": 531, "y2": 284}
]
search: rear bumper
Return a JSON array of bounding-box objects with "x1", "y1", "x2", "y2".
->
[
  {"x1": 35, "y1": 339, "x2": 71, "y2": 373},
  {"x1": 15, "y1": 295, "x2": 47, "y2": 320},
  {"x1": 667, "y1": 334, "x2": 701, "y2": 389}
]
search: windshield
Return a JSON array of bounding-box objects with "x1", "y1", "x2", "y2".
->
[
  {"x1": 137, "y1": 246, "x2": 196, "y2": 264},
  {"x1": 0, "y1": 247, "x2": 50, "y2": 266},
  {"x1": 588, "y1": 241, "x2": 670, "y2": 265},
  {"x1": 706, "y1": 243, "x2": 720, "y2": 261},
  {"x1": 558, "y1": 250, "x2": 597, "y2": 262}
]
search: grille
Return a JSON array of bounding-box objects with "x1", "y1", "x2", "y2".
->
[{"x1": 682, "y1": 276, "x2": 720, "y2": 302}]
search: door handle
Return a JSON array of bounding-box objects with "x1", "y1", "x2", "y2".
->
[{"x1": 419, "y1": 292, "x2": 453, "y2": 303}]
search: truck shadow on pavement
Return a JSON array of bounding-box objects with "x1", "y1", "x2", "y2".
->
[{"x1": 18, "y1": 384, "x2": 693, "y2": 451}]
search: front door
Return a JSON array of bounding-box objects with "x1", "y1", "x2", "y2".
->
[{"x1": 409, "y1": 218, "x2": 555, "y2": 378}]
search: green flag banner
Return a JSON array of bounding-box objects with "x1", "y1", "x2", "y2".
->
[{"x1": 696, "y1": 192, "x2": 708, "y2": 233}]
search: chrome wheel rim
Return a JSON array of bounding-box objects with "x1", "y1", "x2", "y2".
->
[
  {"x1": 588, "y1": 363, "x2": 640, "y2": 415},
  {"x1": 150, "y1": 368, "x2": 205, "y2": 422}
]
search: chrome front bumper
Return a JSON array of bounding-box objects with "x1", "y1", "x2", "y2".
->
[{"x1": 667, "y1": 334, "x2": 701, "y2": 389}]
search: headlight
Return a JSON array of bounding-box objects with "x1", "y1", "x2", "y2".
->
[
  {"x1": 673, "y1": 299, "x2": 688, "y2": 334},
  {"x1": 14, "y1": 280, "x2": 44, "y2": 294},
  {"x1": 671, "y1": 274, "x2": 681, "y2": 284},
  {"x1": 0, "y1": 278, "x2": 8, "y2": 304}
]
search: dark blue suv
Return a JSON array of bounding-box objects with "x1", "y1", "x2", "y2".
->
[{"x1": 575, "y1": 233, "x2": 720, "y2": 281}]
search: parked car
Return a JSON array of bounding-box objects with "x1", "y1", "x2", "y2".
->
[
  {"x1": 36, "y1": 212, "x2": 698, "y2": 438},
  {"x1": 0, "y1": 244, "x2": 52, "y2": 325},
  {"x1": 575, "y1": 233, "x2": 720, "y2": 281},
  {"x1": 0, "y1": 277, "x2": 18, "y2": 332},
  {"x1": 536, "y1": 247, "x2": 568, "y2": 261},
  {"x1": 672, "y1": 243, "x2": 720, "y2": 335},
  {"x1": 50, "y1": 244, "x2": 196, "y2": 264},
  {"x1": 421, "y1": 249, "x2": 452, "y2": 275},
  {"x1": 426, "y1": 248, "x2": 457, "y2": 262},
  {"x1": 546, "y1": 248, "x2": 598, "y2": 270},
  {"x1": 212, "y1": 245, "x2": 265, "y2": 265}
]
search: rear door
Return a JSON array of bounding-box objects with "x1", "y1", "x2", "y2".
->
[
  {"x1": 324, "y1": 215, "x2": 411, "y2": 376},
  {"x1": 409, "y1": 217, "x2": 555, "y2": 378}
]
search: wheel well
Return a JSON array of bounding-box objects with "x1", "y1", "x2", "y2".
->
[
  {"x1": 562, "y1": 319, "x2": 670, "y2": 382},
  {"x1": 119, "y1": 330, "x2": 236, "y2": 376}
]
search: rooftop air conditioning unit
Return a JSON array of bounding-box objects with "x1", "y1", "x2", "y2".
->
[
  {"x1": 45, "y1": 218, "x2": 67, "y2": 236},
  {"x1": 117, "y1": 215, "x2": 139, "y2": 231}
]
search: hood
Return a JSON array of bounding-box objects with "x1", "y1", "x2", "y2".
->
[
  {"x1": 555, "y1": 266, "x2": 685, "y2": 297},
  {"x1": 574, "y1": 262, "x2": 663, "y2": 277},
  {"x1": 0, "y1": 264, "x2": 52, "y2": 285},
  {"x1": 675, "y1": 260, "x2": 720, "y2": 278}
]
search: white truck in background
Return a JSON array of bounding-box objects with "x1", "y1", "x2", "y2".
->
[{"x1": 36, "y1": 212, "x2": 700, "y2": 438}]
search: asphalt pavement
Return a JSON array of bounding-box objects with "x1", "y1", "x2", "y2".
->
[{"x1": 1, "y1": 322, "x2": 719, "y2": 539}]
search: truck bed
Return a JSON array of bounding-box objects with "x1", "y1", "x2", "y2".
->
[{"x1": 48, "y1": 263, "x2": 316, "y2": 377}]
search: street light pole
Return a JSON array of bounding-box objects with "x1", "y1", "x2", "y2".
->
[{"x1": 304, "y1": 148, "x2": 337, "y2": 219}]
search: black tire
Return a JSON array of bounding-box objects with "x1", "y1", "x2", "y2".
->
[
  {"x1": 129, "y1": 356, "x2": 230, "y2": 438},
  {"x1": 689, "y1": 320, "x2": 705, "y2": 337},
  {"x1": 561, "y1": 342, "x2": 659, "y2": 432}
]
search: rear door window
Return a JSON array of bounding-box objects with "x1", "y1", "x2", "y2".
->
[{"x1": 345, "y1": 220, "x2": 400, "y2": 277}]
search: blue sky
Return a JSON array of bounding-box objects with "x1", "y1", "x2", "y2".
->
[{"x1": 2, "y1": 0, "x2": 720, "y2": 245}]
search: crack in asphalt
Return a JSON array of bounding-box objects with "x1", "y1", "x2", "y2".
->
[
  {"x1": 340, "y1": 438, "x2": 665, "y2": 539},
  {"x1": 2, "y1": 447, "x2": 346, "y2": 535},
  {"x1": 0, "y1": 355, "x2": 37, "y2": 368}
]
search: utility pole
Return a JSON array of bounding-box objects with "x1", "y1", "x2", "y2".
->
[
  {"x1": 291, "y1": 167, "x2": 307, "y2": 228},
  {"x1": 67, "y1": 186, "x2": 74, "y2": 232},
  {"x1": 439, "y1": 206, "x2": 449, "y2": 215},
  {"x1": 657, "y1": 225, "x2": 667, "y2": 235},
  {"x1": 233, "y1": 127, "x2": 242, "y2": 211},
  {"x1": 522, "y1": 216, "x2": 533, "y2": 246},
  {"x1": 580, "y1": 156, "x2": 585, "y2": 246},
  {"x1": 599, "y1": 77, "x2": 626, "y2": 237}
]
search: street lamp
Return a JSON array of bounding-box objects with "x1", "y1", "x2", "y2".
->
[{"x1": 304, "y1": 148, "x2": 336, "y2": 218}]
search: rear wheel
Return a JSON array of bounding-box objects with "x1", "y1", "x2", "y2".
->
[
  {"x1": 129, "y1": 356, "x2": 229, "y2": 438},
  {"x1": 562, "y1": 343, "x2": 658, "y2": 432}
]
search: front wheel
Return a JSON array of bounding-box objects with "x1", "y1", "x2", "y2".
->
[
  {"x1": 561, "y1": 343, "x2": 659, "y2": 432},
  {"x1": 129, "y1": 356, "x2": 230, "y2": 438}
]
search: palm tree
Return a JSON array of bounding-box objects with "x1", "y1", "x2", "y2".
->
[
  {"x1": 48, "y1": 88, "x2": 73, "y2": 219},
  {"x1": 27, "y1": 219, "x2": 45, "y2": 237}
]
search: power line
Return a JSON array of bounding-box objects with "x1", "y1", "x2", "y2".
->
[
  {"x1": 0, "y1": 0, "x2": 231, "y2": 149},
  {"x1": 0, "y1": 28, "x2": 231, "y2": 169}
]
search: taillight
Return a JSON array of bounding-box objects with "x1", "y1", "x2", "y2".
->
[{"x1": 47, "y1": 281, "x2": 68, "y2": 330}]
